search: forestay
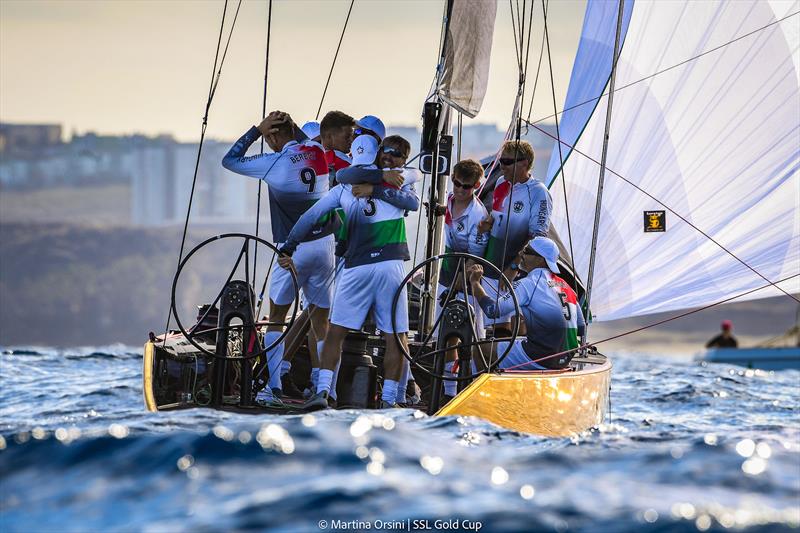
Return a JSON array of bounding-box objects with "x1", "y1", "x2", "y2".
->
[
  {"x1": 436, "y1": 0, "x2": 497, "y2": 118},
  {"x1": 546, "y1": 0, "x2": 800, "y2": 321}
]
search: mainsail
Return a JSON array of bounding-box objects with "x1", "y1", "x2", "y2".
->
[
  {"x1": 545, "y1": 0, "x2": 800, "y2": 321},
  {"x1": 436, "y1": 0, "x2": 497, "y2": 118}
]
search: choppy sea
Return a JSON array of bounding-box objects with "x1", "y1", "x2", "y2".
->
[{"x1": 0, "y1": 346, "x2": 798, "y2": 532}]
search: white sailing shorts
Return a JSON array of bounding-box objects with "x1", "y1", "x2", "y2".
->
[
  {"x1": 270, "y1": 235, "x2": 335, "y2": 309},
  {"x1": 434, "y1": 283, "x2": 485, "y2": 339},
  {"x1": 480, "y1": 277, "x2": 517, "y2": 326},
  {"x1": 330, "y1": 260, "x2": 409, "y2": 333},
  {"x1": 495, "y1": 339, "x2": 546, "y2": 370}
]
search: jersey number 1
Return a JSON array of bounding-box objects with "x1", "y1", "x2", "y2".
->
[
  {"x1": 558, "y1": 292, "x2": 571, "y2": 321},
  {"x1": 300, "y1": 168, "x2": 316, "y2": 193}
]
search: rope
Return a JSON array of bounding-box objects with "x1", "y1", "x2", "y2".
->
[
  {"x1": 315, "y1": 0, "x2": 355, "y2": 120},
  {"x1": 502, "y1": 273, "x2": 800, "y2": 370},
  {"x1": 526, "y1": 121, "x2": 800, "y2": 305},
  {"x1": 162, "y1": 0, "x2": 242, "y2": 344},
  {"x1": 542, "y1": 0, "x2": 579, "y2": 303},
  {"x1": 527, "y1": 10, "x2": 800, "y2": 126},
  {"x1": 524, "y1": 0, "x2": 548, "y2": 127},
  {"x1": 254, "y1": 0, "x2": 273, "y2": 293}
]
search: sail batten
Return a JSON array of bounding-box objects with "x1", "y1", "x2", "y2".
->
[{"x1": 547, "y1": 0, "x2": 800, "y2": 321}]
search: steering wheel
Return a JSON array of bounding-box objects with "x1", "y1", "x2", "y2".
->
[
  {"x1": 391, "y1": 252, "x2": 521, "y2": 381},
  {"x1": 169, "y1": 233, "x2": 299, "y2": 361}
]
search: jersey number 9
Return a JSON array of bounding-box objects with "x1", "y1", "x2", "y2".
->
[{"x1": 300, "y1": 168, "x2": 316, "y2": 193}]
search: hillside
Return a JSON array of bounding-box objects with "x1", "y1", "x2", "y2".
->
[{"x1": 1, "y1": 222, "x2": 797, "y2": 350}]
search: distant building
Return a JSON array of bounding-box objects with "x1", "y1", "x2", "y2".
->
[{"x1": 0, "y1": 123, "x2": 62, "y2": 154}]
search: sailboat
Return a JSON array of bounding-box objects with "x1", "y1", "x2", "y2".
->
[{"x1": 143, "y1": 0, "x2": 799, "y2": 437}]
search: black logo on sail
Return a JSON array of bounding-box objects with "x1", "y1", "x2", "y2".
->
[{"x1": 644, "y1": 211, "x2": 666, "y2": 232}]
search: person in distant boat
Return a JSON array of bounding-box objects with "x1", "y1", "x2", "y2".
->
[
  {"x1": 434, "y1": 159, "x2": 490, "y2": 400},
  {"x1": 221, "y1": 110, "x2": 336, "y2": 404},
  {"x1": 706, "y1": 320, "x2": 738, "y2": 348},
  {"x1": 478, "y1": 140, "x2": 553, "y2": 335},
  {"x1": 468, "y1": 236, "x2": 584, "y2": 370},
  {"x1": 278, "y1": 134, "x2": 419, "y2": 410}
]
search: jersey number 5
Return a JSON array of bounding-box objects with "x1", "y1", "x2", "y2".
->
[
  {"x1": 363, "y1": 198, "x2": 377, "y2": 217},
  {"x1": 300, "y1": 168, "x2": 316, "y2": 193},
  {"x1": 558, "y1": 292, "x2": 572, "y2": 321}
]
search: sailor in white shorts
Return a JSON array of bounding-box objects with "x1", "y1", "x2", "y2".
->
[
  {"x1": 222, "y1": 110, "x2": 338, "y2": 401},
  {"x1": 279, "y1": 134, "x2": 419, "y2": 410}
]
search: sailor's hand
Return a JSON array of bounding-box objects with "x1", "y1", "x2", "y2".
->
[
  {"x1": 382, "y1": 170, "x2": 404, "y2": 188},
  {"x1": 352, "y1": 183, "x2": 374, "y2": 198},
  {"x1": 477, "y1": 214, "x2": 494, "y2": 234},
  {"x1": 277, "y1": 254, "x2": 294, "y2": 271},
  {"x1": 468, "y1": 264, "x2": 484, "y2": 284},
  {"x1": 258, "y1": 112, "x2": 288, "y2": 136}
]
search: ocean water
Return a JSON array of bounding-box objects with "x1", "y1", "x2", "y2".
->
[{"x1": 0, "y1": 346, "x2": 798, "y2": 533}]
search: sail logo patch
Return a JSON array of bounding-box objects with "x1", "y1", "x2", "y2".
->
[{"x1": 644, "y1": 211, "x2": 666, "y2": 232}]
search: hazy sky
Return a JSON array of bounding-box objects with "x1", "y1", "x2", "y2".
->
[{"x1": 0, "y1": 0, "x2": 587, "y2": 142}]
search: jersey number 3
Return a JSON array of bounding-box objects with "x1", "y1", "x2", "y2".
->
[
  {"x1": 363, "y1": 198, "x2": 377, "y2": 217},
  {"x1": 300, "y1": 168, "x2": 316, "y2": 193}
]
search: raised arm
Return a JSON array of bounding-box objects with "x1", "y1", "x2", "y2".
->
[
  {"x1": 280, "y1": 187, "x2": 343, "y2": 255},
  {"x1": 372, "y1": 182, "x2": 419, "y2": 211},
  {"x1": 469, "y1": 265, "x2": 535, "y2": 318},
  {"x1": 336, "y1": 166, "x2": 386, "y2": 185}
]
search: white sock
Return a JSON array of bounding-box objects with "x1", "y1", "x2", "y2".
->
[
  {"x1": 329, "y1": 360, "x2": 341, "y2": 400},
  {"x1": 263, "y1": 331, "x2": 285, "y2": 391},
  {"x1": 311, "y1": 368, "x2": 320, "y2": 390},
  {"x1": 396, "y1": 360, "x2": 410, "y2": 404},
  {"x1": 444, "y1": 361, "x2": 457, "y2": 396},
  {"x1": 382, "y1": 379, "x2": 399, "y2": 403},
  {"x1": 317, "y1": 369, "x2": 334, "y2": 394},
  {"x1": 280, "y1": 360, "x2": 291, "y2": 376}
]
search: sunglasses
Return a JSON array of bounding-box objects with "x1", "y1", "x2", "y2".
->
[
  {"x1": 452, "y1": 179, "x2": 477, "y2": 190},
  {"x1": 499, "y1": 157, "x2": 527, "y2": 166},
  {"x1": 381, "y1": 146, "x2": 405, "y2": 158}
]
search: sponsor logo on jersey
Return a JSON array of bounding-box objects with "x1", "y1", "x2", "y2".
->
[{"x1": 513, "y1": 201, "x2": 524, "y2": 213}]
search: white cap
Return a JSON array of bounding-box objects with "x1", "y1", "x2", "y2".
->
[
  {"x1": 529, "y1": 236, "x2": 560, "y2": 273},
  {"x1": 356, "y1": 115, "x2": 386, "y2": 140},
  {"x1": 301, "y1": 121, "x2": 320, "y2": 139},
  {"x1": 351, "y1": 134, "x2": 378, "y2": 165}
]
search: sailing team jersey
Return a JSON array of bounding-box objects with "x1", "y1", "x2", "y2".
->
[
  {"x1": 484, "y1": 176, "x2": 552, "y2": 279},
  {"x1": 222, "y1": 127, "x2": 336, "y2": 243},
  {"x1": 478, "y1": 268, "x2": 585, "y2": 366},
  {"x1": 281, "y1": 180, "x2": 419, "y2": 268},
  {"x1": 439, "y1": 194, "x2": 489, "y2": 286},
  {"x1": 326, "y1": 149, "x2": 351, "y2": 186}
]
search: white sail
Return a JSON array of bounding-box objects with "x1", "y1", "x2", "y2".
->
[
  {"x1": 437, "y1": 0, "x2": 497, "y2": 118},
  {"x1": 546, "y1": 0, "x2": 800, "y2": 321}
]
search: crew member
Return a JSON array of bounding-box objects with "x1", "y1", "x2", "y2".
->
[
  {"x1": 468, "y1": 236, "x2": 584, "y2": 370},
  {"x1": 221, "y1": 111, "x2": 336, "y2": 404},
  {"x1": 479, "y1": 140, "x2": 552, "y2": 332},
  {"x1": 279, "y1": 135, "x2": 419, "y2": 410},
  {"x1": 435, "y1": 159, "x2": 489, "y2": 399}
]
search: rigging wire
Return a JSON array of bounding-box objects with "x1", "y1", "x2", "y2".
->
[
  {"x1": 315, "y1": 0, "x2": 355, "y2": 120},
  {"x1": 526, "y1": 121, "x2": 800, "y2": 305},
  {"x1": 524, "y1": 0, "x2": 548, "y2": 127},
  {"x1": 542, "y1": 0, "x2": 580, "y2": 302},
  {"x1": 502, "y1": 273, "x2": 800, "y2": 370},
  {"x1": 254, "y1": 0, "x2": 273, "y2": 294},
  {"x1": 162, "y1": 0, "x2": 243, "y2": 344},
  {"x1": 527, "y1": 10, "x2": 800, "y2": 126}
]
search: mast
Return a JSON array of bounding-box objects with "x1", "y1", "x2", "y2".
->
[
  {"x1": 583, "y1": 0, "x2": 624, "y2": 342},
  {"x1": 418, "y1": 0, "x2": 455, "y2": 337}
]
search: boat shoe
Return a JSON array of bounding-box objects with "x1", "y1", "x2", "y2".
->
[{"x1": 302, "y1": 390, "x2": 335, "y2": 411}]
